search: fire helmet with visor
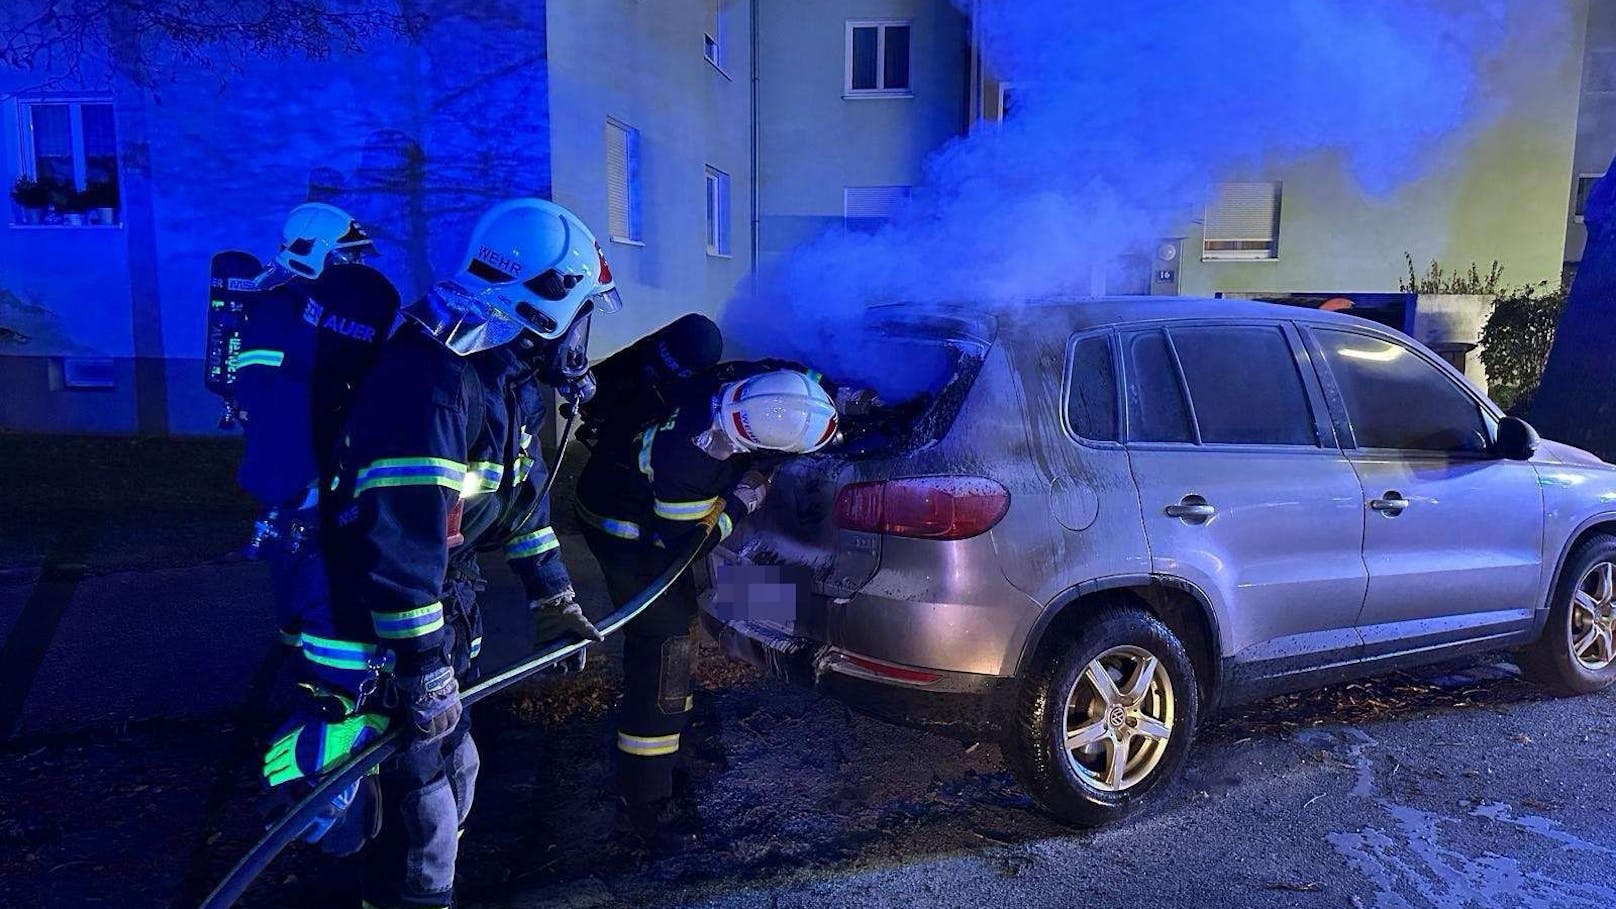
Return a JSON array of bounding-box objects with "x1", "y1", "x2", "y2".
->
[
  {"x1": 275, "y1": 203, "x2": 377, "y2": 280},
  {"x1": 411, "y1": 198, "x2": 621, "y2": 356},
  {"x1": 717, "y1": 370, "x2": 840, "y2": 454}
]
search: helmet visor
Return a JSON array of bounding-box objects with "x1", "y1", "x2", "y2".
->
[{"x1": 414, "y1": 282, "x2": 526, "y2": 355}]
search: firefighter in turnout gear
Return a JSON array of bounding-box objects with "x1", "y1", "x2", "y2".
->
[
  {"x1": 271, "y1": 198, "x2": 618, "y2": 909},
  {"x1": 577, "y1": 313, "x2": 723, "y2": 448},
  {"x1": 228, "y1": 204, "x2": 395, "y2": 647},
  {"x1": 574, "y1": 366, "x2": 839, "y2": 846}
]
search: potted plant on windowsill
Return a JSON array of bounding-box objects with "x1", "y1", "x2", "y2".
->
[
  {"x1": 82, "y1": 178, "x2": 120, "y2": 226},
  {"x1": 51, "y1": 181, "x2": 88, "y2": 226},
  {"x1": 9, "y1": 177, "x2": 50, "y2": 225}
]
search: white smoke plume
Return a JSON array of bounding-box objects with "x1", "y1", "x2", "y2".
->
[{"x1": 725, "y1": 0, "x2": 1572, "y2": 400}]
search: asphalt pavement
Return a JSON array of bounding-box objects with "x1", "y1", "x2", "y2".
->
[{"x1": 2, "y1": 437, "x2": 1614, "y2": 909}]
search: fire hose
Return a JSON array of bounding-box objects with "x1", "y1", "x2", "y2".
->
[{"x1": 198, "y1": 520, "x2": 714, "y2": 909}]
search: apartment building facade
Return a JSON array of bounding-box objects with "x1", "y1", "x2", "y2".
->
[
  {"x1": 1565, "y1": 0, "x2": 1616, "y2": 276},
  {"x1": 1, "y1": 0, "x2": 754, "y2": 434},
  {"x1": 0, "y1": 0, "x2": 1594, "y2": 433}
]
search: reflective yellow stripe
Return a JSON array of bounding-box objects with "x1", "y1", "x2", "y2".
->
[
  {"x1": 371, "y1": 602, "x2": 445, "y2": 640},
  {"x1": 717, "y1": 512, "x2": 733, "y2": 540},
  {"x1": 506, "y1": 526, "x2": 559, "y2": 560},
  {"x1": 355, "y1": 457, "x2": 467, "y2": 496},
  {"x1": 460, "y1": 460, "x2": 504, "y2": 498},
  {"x1": 232, "y1": 349, "x2": 284, "y2": 369},
  {"x1": 576, "y1": 502, "x2": 642, "y2": 540},
  {"x1": 655, "y1": 497, "x2": 718, "y2": 521},
  {"x1": 617, "y1": 731, "x2": 680, "y2": 756}
]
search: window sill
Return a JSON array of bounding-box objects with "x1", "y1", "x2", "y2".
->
[
  {"x1": 1201, "y1": 255, "x2": 1279, "y2": 263},
  {"x1": 10, "y1": 222, "x2": 124, "y2": 230},
  {"x1": 843, "y1": 90, "x2": 915, "y2": 100},
  {"x1": 706, "y1": 250, "x2": 734, "y2": 259},
  {"x1": 705, "y1": 57, "x2": 733, "y2": 81},
  {"x1": 609, "y1": 236, "x2": 645, "y2": 247}
]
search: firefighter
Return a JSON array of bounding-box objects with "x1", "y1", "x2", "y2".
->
[
  {"x1": 231, "y1": 203, "x2": 396, "y2": 648},
  {"x1": 577, "y1": 312, "x2": 723, "y2": 448},
  {"x1": 574, "y1": 367, "x2": 839, "y2": 847},
  {"x1": 265, "y1": 198, "x2": 618, "y2": 909}
]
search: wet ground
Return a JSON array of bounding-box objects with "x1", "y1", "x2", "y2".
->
[{"x1": 2, "y1": 436, "x2": 1614, "y2": 909}]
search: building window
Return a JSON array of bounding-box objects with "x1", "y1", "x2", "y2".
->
[
  {"x1": 704, "y1": 1, "x2": 726, "y2": 70},
  {"x1": 605, "y1": 118, "x2": 642, "y2": 243},
  {"x1": 846, "y1": 20, "x2": 912, "y2": 97},
  {"x1": 844, "y1": 185, "x2": 910, "y2": 232},
  {"x1": 705, "y1": 165, "x2": 731, "y2": 256},
  {"x1": 13, "y1": 97, "x2": 121, "y2": 226},
  {"x1": 1575, "y1": 173, "x2": 1604, "y2": 222},
  {"x1": 996, "y1": 82, "x2": 1017, "y2": 121},
  {"x1": 1203, "y1": 182, "x2": 1281, "y2": 261}
]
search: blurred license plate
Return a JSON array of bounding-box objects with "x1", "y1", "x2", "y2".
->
[{"x1": 707, "y1": 561, "x2": 813, "y2": 634}]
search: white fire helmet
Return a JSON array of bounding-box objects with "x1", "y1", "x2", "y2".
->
[
  {"x1": 436, "y1": 198, "x2": 621, "y2": 346},
  {"x1": 718, "y1": 370, "x2": 841, "y2": 454},
  {"x1": 275, "y1": 203, "x2": 376, "y2": 279}
]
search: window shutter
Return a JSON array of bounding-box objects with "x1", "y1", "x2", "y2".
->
[
  {"x1": 1204, "y1": 182, "x2": 1281, "y2": 258},
  {"x1": 844, "y1": 185, "x2": 910, "y2": 223},
  {"x1": 606, "y1": 120, "x2": 632, "y2": 240}
]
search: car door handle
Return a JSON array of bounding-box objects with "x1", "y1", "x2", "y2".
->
[
  {"x1": 1369, "y1": 492, "x2": 1410, "y2": 515},
  {"x1": 1165, "y1": 496, "x2": 1216, "y2": 521}
]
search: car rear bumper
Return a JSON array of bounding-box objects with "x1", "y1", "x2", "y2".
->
[{"x1": 698, "y1": 608, "x2": 1017, "y2": 740}]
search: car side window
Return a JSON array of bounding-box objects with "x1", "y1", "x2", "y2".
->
[
  {"x1": 1169, "y1": 325, "x2": 1317, "y2": 446},
  {"x1": 1122, "y1": 330, "x2": 1194, "y2": 443},
  {"x1": 1066, "y1": 334, "x2": 1119, "y2": 442},
  {"x1": 1314, "y1": 328, "x2": 1490, "y2": 454}
]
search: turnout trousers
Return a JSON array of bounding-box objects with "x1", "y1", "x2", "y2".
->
[
  {"x1": 581, "y1": 526, "x2": 700, "y2": 805},
  {"x1": 359, "y1": 574, "x2": 483, "y2": 909}
]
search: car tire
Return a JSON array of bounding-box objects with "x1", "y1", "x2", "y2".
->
[
  {"x1": 1004, "y1": 606, "x2": 1198, "y2": 827},
  {"x1": 1518, "y1": 534, "x2": 1616, "y2": 696}
]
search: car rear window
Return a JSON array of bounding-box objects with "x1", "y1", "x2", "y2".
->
[
  {"x1": 1170, "y1": 325, "x2": 1317, "y2": 446},
  {"x1": 1123, "y1": 330, "x2": 1194, "y2": 443},
  {"x1": 835, "y1": 309, "x2": 996, "y2": 455},
  {"x1": 1066, "y1": 333, "x2": 1119, "y2": 441}
]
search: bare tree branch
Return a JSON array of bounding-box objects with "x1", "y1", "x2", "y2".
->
[{"x1": 0, "y1": 0, "x2": 423, "y2": 91}]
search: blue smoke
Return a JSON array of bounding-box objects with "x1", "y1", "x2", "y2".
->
[{"x1": 726, "y1": 0, "x2": 1569, "y2": 401}]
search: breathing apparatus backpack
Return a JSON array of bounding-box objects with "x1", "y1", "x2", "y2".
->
[{"x1": 205, "y1": 252, "x2": 402, "y2": 511}]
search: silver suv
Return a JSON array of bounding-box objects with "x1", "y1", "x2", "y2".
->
[{"x1": 700, "y1": 297, "x2": 1616, "y2": 827}]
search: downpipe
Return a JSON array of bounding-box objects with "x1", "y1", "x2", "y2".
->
[{"x1": 198, "y1": 521, "x2": 716, "y2": 909}]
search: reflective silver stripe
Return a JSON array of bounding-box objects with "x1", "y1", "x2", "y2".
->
[
  {"x1": 637, "y1": 427, "x2": 656, "y2": 482},
  {"x1": 617, "y1": 730, "x2": 680, "y2": 756}
]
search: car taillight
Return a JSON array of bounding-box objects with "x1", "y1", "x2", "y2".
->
[{"x1": 833, "y1": 476, "x2": 1010, "y2": 540}]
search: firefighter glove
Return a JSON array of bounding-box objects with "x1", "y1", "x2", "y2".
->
[
  {"x1": 396, "y1": 665, "x2": 462, "y2": 744},
  {"x1": 262, "y1": 689, "x2": 390, "y2": 851},
  {"x1": 263, "y1": 691, "x2": 391, "y2": 788},
  {"x1": 532, "y1": 588, "x2": 603, "y2": 674},
  {"x1": 733, "y1": 470, "x2": 770, "y2": 515}
]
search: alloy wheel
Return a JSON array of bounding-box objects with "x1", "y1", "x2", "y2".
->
[
  {"x1": 1062, "y1": 644, "x2": 1175, "y2": 793},
  {"x1": 1569, "y1": 560, "x2": 1616, "y2": 672}
]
